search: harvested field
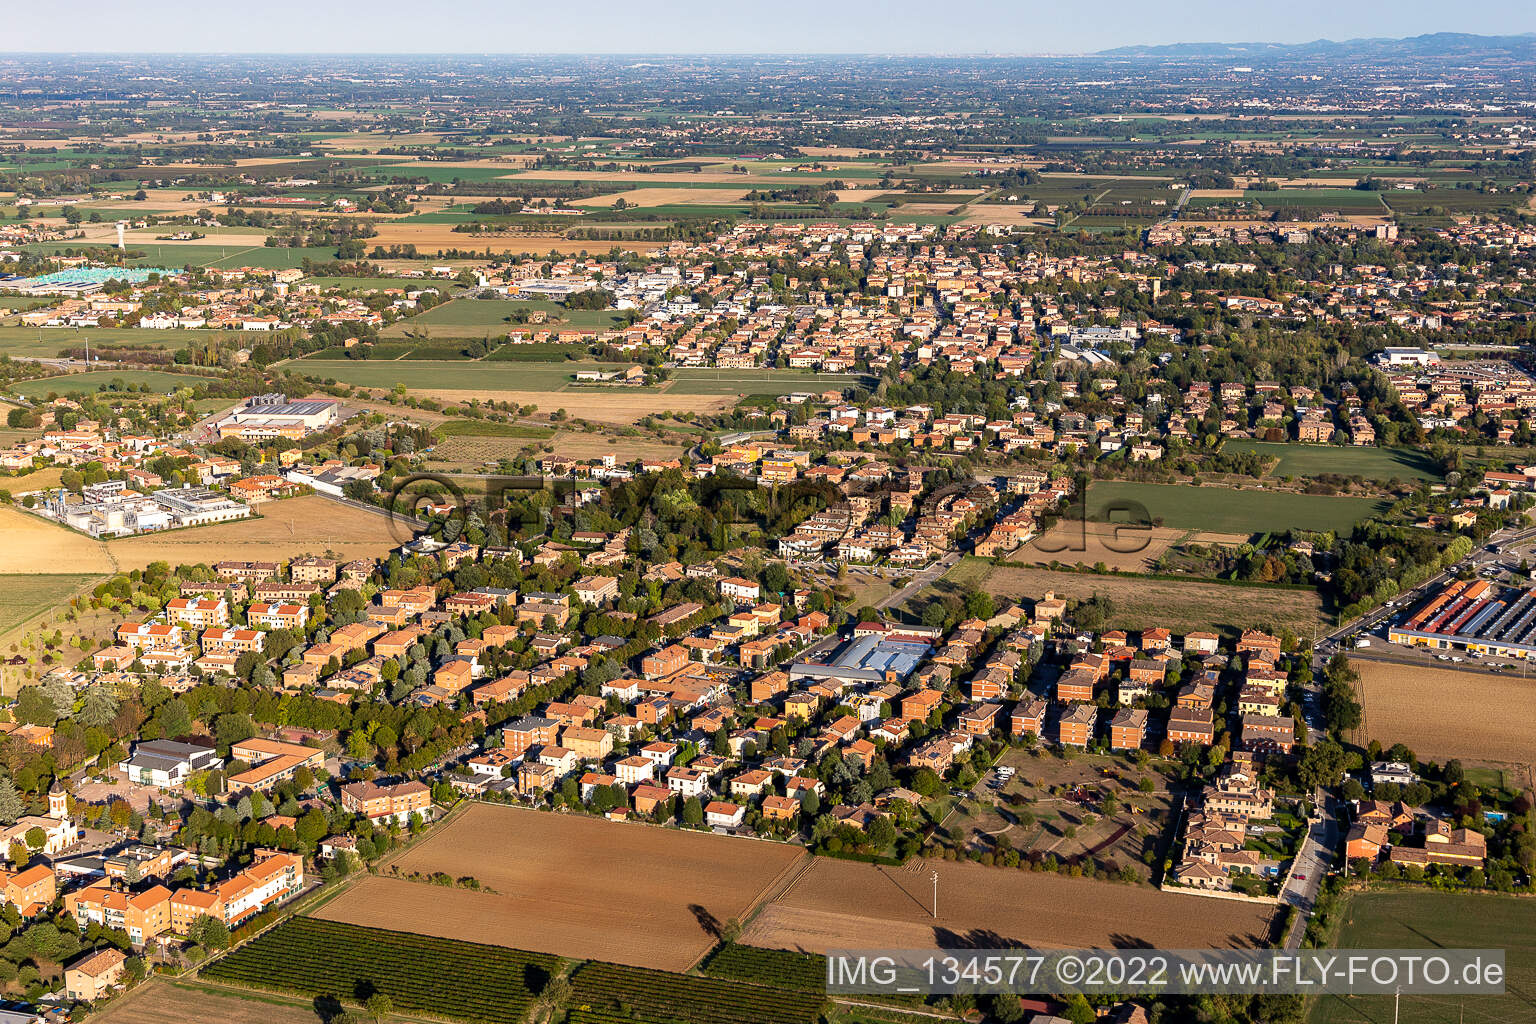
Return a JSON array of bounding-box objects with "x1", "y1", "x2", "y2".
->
[
  {"x1": 1354, "y1": 658, "x2": 1536, "y2": 765},
  {"x1": 742, "y1": 857, "x2": 1275, "y2": 953},
  {"x1": 0, "y1": 507, "x2": 115, "y2": 574},
  {"x1": 88, "y1": 980, "x2": 323, "y2": 1024},
  {"x1": 364, "y1": 221, "x2": 661, "y2": 256},
  {"x1": 414, "y1": 389, "x2": 733, "y2": 424},
  {"x1": 943, "y1": 558, "x2": 1325, "y2": 636},
  {"x1": 109, "y1": 496, "x2": 400, "y2": 570},
  {"x1": 571, "y1": 187, "x2": 750, "y2": 207},
  {"x1": 0, "y1": 497, "x2": 398, "y2": 574},
  {"x1": 315, "y1": 804, "x2": 805, "y2": 970},
  {"x1": 1017, "y1": 522, "x2": 1185, "y2": 572}
]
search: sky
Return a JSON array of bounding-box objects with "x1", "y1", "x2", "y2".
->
[{"x1": 5, "y1": 0, "x2": 1535, "y2": 54}]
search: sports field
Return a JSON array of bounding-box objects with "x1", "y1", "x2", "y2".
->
[
  {"x1": 313, "y1": 803, "x2": 805, "y2": 971},
  {"x1": 1223, "y1": 441, "x2": 1442, "y2": 482},
  {"x1": 7, "y1": 370, "x2": 200, "y2": 399},
  {"x1": 1083, "y1": 481, "x2": 1389, "y2": 535},
  {"x1": 1310, "y1": 890, "x2": 1536, "y2": 1024}
]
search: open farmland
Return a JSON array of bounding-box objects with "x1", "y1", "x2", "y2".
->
[
  {"x1": 291, "y1": 357, "x2": 623, "y2": 391},
  {"x1": 942, "y1": 558, "x2": 1326, "y2": 636},
  {"x1": 203, "y1": 917, "x2": 559, "y2": 1024},
  {"x1": 0, "y1": 573, "x2": 102, "y2": 640},
  {"x1": 88, "y1": 980, "x2": 326, "y2": 1024},
  {"x1": 382, "y1": 297, "x2": 628, "y2": 336},
  {"x1": 1083, "y1": 481, "x2": 1389, "y2": 534},
  {"x1": 1222, "y1": 440, "x2": 1441, "y2": 482},
  {"x1": 109, "y1": 496, "x2": 400, "y2": 569},
  {"x1": 742, "y1": 856, "x2": 1276, "y2": 953},
  {"x1": 1014, "y1": 522, "x2": 1190, "y2": 572},
  {"x1": 0, "y1": 496, "x2": 399, "y2": 575},
  {"x1": 1310, "y1": 890, "x2": 1536, "y2": 1024},
  {"x1": 8, "y1": 369, "x2": 203, "y2": 399},
  {"x1": 1354, "y1": 658, "x2": 1536, "y2": 765},
  {"x1": 314, "y1": 803, "x2": 805, "y2": 971},
  {"x1": 0, "y1": 507, "x2": 116, "y2": 574}
]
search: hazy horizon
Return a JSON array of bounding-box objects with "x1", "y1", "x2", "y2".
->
[{"x1": 6, "y1": 1, "x2": 1536, "y2": 56}]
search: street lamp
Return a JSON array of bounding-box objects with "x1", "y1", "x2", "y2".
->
[{"x1": 931, "y1": 870, "x2": 939, "y2": 919}]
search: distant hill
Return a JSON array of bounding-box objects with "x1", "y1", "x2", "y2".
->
[{"x1": 1098, "y1": 32, "x2": 1536, "y2": 59}]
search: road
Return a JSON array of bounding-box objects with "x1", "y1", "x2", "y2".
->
[
  {"x1": 1281, "y1": 791, "x2": 1339, "y2": 949},
  {"x1": 875, "y1": 551, "x2": 961, "y2": 612},
  {"x1": 1314, "y1": 523, "x2": 1536, "y2": 661}
]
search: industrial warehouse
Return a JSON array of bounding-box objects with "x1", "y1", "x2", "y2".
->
[{"x1": 1387, "y1": 579, "x2": 1536, "y2": 659}]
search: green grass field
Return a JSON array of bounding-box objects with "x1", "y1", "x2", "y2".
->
[
  {"x1": 7, "y1": 370, "x2": 200, "y2": 398},
  {"x1": 436, "y1": 419, "x2": 554, "y2": 438},
  {"x1": 1223, "y1": 441, "x2": 1442, "y2": 482},
  {"x1": 1310, "y1": 890, "x2": 1536, "y2": 1024},
  {"x1": 0, "y1": 573, "x2": 102, "y2": 638},
  {"x1": 291, "y1": 358, "x2": 629, "y2": 392},
  {"x1": 382, "y1": 298, "x2": 627, "y2": 338},
  {"x1": 1083, "y1": 481, "x2": 1389, "y2": 534},
  {"x1": 18, "y1": 242, "x2": 335, "y2": 270}
]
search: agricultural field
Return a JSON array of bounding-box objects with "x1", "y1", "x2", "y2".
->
[
  {"x1": 701, "y1": 944, "x2": 826, "y2": 991},
  {"x1": 0, "y1": 506, "x2": 116, "y2": 574},
  {"x1": 435, "y1": 418, "x2": 554, "y2": 439},
  {"x1": 0, "y1": 466, "x2": 65, "y2": 492},
  {"x1": 1014, "y1": 522, "x2": 1194, "y2": 572},
  {"x1": 741, "y1": 855, "x2": 1276, "y2": 953},
  {"x1": 313, "y1": 803, "x2": 806, "y2": 971},
  {"x1": 109, "y1": 496, "x2": 401, "y2": 570},
  {"x1": 6, "y1": 369, "x2": 200, "y2": 399},
  {"x1": 1310, "y1": 890, "x2": 1536, "y2": 1024},
  {"x1": 941, "y1": 557, "x2": 1327, "y2": 636},
  {"x1": 566, "y1": 961, "x2": 825, "y2": 1024},
  {"x1": 0, "y1": 496, "x2": 399, "y2": 575},
  {"x1": 0, "y1": 573, "x2": 101, "y2": 641},
  {"x1": 1082, "y1": 481, "x2": 1389, "y2": 535},
  {"x1": 1222, "y1": 441, "x2": 1442, "y2": 482},
  {"x1": 291, "y1": 357, "x2": 624, "y2": 392},
  {"x1": 382, "y1": 297, "x2": 628, "y2": 337},
  {"x1": 0, "y1": 327, "x2": 183, "y2": 360},
  {"x1": 89, "y1": 980, "x2": 325, "y2": 1024},
  {"x1": 202, "y1": 917, "x2": 559, "y2": 1024},
  {"x1": 1354, "y1": 659, "x2": 1536, "y2": 765}
]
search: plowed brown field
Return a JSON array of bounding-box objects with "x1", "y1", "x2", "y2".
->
[
  {"x1": 1355, "y1": 658, "x2": 1536, "y2": 765},
  {"x1": 741, "y1": 857, "x2": 1277, "y2": 952},
  {"x1": 315, "y1": 804, "x2": 805, "y2": 970}
]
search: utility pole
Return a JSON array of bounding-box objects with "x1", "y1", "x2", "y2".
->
[
  {"x1": 1393, "y1": 987, "x2": 1400, "y2": 1024},
  {"x1": 930, "y1": 870, "x2": 939, "y2": 919}
]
